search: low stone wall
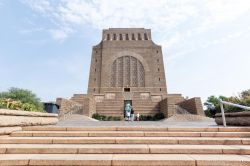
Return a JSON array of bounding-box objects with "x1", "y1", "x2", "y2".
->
[
  {"x1": 71, "y1": 94, "x2": 96, "y2": 117},
  {"x1": 160, "y1": 94, "x2": 185, "y2": 118},
  {"x1": 0, "y1": 109, "x2": 58, "y2": 127},
  {"x1": 215, "y1": 111, "x2": 250, "y2": 126},
  {"x1": 56, "y1": 98, "x2": 83, "y2": 118},
  {"x1": 177, "y1": 97, "x2": 204, "y2": 116},
  {"x1": 160, "y1": 96, "x2": 204, "y2": 117},
  {"x1": 160, "y1": 98, "x2": 176, "y2": 118},
  {"x1": 83, "y1": 95, "x2": 96, "y2": 117}
]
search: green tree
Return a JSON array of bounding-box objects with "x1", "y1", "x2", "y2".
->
[
  {"x1": 204, "y1": 89, "x2": 250, "y2": 117},
  {"x1": 204, "y1": 95, "x2": 228, "y2": 118},
  {"x1": 241, "y1": 89, "x2": 250, "y2": 100},
  {"x1": 0, "y1": 87, "x2": 44, "y2": 112}
]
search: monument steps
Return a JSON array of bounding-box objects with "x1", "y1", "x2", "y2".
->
[
  {"x1": 20, "y1": 126, "x2": 250, "y2": 132},
  {"x1": 96, "y1": 111, "x2": 159, "y2": 115},
  {"x1": 96, "y1": 105, "x2": 160, "y2": 108},
  {"x1": 95, "y1": 107, "x2": 160, "y2": 112},
  {"x1": 95, "y1": 112, "x2": 158, "y2": 117},
  {"x1": 1, "y1": 126, "x2": 250, "y2": 165},
  {"x1": 9, "y1": 131, "x2": 250, "y2": 138},
  {"x1": 96, "y1": 108, "x2": 160, "y2": 112},
  {"x1": 1, "y1": 154, "x2": 250, "y2": 166},
  {"x1": 1, "y1": 136, "x2": 250, "y2": 145},
  {"x1": 1, "y1": 144, "x2": 250, "y2": 155},
  {"x1": 75, "y1": 98, "x2": 156, "y2": 104},
  {"x1": 95, "y1": 104, "x2": 161, "y2": 117},
  {"x1": 96, "y1": 107, "x2": 123, "y2": 111},
  {"x1": 96, "y1": 102, "x2": 160, "y2": 108},
  {"x1": 95, "y1": 105, "x2": 160, "y2": 110}
]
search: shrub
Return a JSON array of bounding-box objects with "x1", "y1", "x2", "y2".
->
[
  {"x1": 99, "y1": 115, "x2": 107, "y2": 121},
  {"x1": 0, "y1": 98, "x2": 7, "y2": 109},
  {"x1": 146, "y1": 115, "x2": 153, "y2": 120},
  {"x1": 139, "y1": 113, "x2": 165, "y2": 121},
  {"x1": 92, "y1": 113, "x2": 107, "y2": 120},
  {"x1": 92, "y1": 113, "x2": 121, "y2": 121},
  {"x1": 153, "y1": 112, "x2": 165, "y2": 120},
  {"x1": 107, "y1": 116, "x2": 113, "y2": 121},
  {"x1": 92, "y1": 113, "x2": 163, "y2": 121},
  {"x1": 112, "y1": 117, "x2": 121, "y2": 121},
  {"x1": 92, "y1": 113, "x2": 101, "y2": 119},
  {"x1": 139, "y1": 115, "x2": 152, "y2": 121},
  {"x1": 21, "y1": 103, "x2": 41, "y2": 112},
  {"x1": 8, "y1": 99, "x2": 22, "y2": 110},
  {"x1": 0, "y1": 98, "x2": 43, "y2": 112},
  {"x1": 139, "y1": 115, "x2": 145, "y2": 121},
  {"x1": 0, "y1": 87, "x2": 44, "y2": 112}
]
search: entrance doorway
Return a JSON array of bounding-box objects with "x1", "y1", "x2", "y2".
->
[{"x1": 124, "y1": 100, "x2": 132, "y2": 118}]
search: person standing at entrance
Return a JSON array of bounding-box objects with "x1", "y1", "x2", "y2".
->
[
  {"x1": 125, "y1": 103, "x2": 132, "y2": 121},
  {"x1": 130, "y1": 108, "x2": 134, "y2": 121},
  {"x1": 136, "y1": 112, "x2": 140, "y2": 121}
]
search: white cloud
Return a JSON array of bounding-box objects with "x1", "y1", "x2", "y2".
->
[
  {"x1": 194, "y1": 0, "x2": 250, "y2": 33},
  {"x1": 22, "y1": 0, "x2": 53, "y2": 14},
  {"x1": 49, "y1": 27, "x2": 73, "y2": 42},
  {"x1": 22, "y1": 0, "x2": 201, "y2": 40},
  {"x1": 200, "y1": 29, "x2": 249, "y2": 48},
  {"x1": 22, "y1": 0, "x2": 250, "y2": 54}
]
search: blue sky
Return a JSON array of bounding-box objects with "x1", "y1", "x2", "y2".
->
[{"x1": 0, "y1": 0, "x2": 250, "y2": 103}]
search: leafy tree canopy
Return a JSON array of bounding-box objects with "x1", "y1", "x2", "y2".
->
[
  {"x1": 204, "y1": 89, "x2": 250, "y2": 118},
  {"x1": 0, "y1": 87, "x2": 44, "y2": 112}
]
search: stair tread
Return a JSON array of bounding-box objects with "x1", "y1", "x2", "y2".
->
[
  {"x1": 10, "y1": 131, "x2": 250, "y2": 138},
  {"x1": 3, "y1": 136, "x2": 250, "y2": 139},
  {"x1": 20, "y1": 126, "x2": 250, "y2": 132},
  {"x1": 0, "y1": 145, "x2": 250, "y2": 155},
  {"x1": 0, "y1": 154, "x2": 250, "y2": 166},
  {"x1": 1, "y1": 136, "x2": 250, "y2": 146},
  {"x1": 1, "y1": 144, "x2": 250, "y2": 154}
]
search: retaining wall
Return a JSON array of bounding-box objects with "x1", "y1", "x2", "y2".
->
[
  {"x1": 0, "y1": 109, "x2": 58, "y2": 127},
  {"x1": 215, "y1": 111, "x2": 250, "y2": 126}
]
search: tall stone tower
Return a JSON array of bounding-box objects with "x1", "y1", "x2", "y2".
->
[
  {"x1": 88, "y1": 28, "x2": 167, "y2": 95},
  {"x1": 69, "y1": 28, "x2": 204, "y2": 118}
]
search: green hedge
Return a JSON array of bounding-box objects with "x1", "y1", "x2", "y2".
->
[
  {"x1": 92, "y1": 113, "x2": 121, "y2": 121},
  {"x1": 139, "y1": 113, "x2": 165, "y2": 121},
  {"x1": 92, "y1": 112, "x2": 165, "y2": 121}
]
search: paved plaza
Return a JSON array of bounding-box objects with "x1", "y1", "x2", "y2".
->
[{"x1": 57, "y1": 114, "x2": 217, "y2": 127}]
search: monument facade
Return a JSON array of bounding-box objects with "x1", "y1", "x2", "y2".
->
[{"x1": 57, "y1": 28, "x2": 204, "y2": 118}]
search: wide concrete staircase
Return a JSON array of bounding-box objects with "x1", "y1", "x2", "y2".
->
[{"x1": 1, "y1": 126, "x2": 250, "y2": 165}]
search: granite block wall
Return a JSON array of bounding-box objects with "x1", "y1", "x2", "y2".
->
[
  {"x1": 177, "y1": 97, "x2": 204, "y2": 116},
  {"x1": 56, "y1": 98, "x2": 83, "y2": 118}
]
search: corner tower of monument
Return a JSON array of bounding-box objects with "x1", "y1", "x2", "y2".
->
[
  {"x1": 88, "y1": 28, "x2": 167, "y2": 95},
  {"x1": 66, "y1": 28, "x2": 204, "y2": 118}
]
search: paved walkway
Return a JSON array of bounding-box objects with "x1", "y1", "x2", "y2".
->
[{"x1": 57, "y1": 114, "x2": 217, "y2": 127}]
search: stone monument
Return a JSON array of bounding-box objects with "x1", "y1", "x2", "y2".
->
[{"x1": 57, "y1": 28, "x2": 204, "y2": 118}]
